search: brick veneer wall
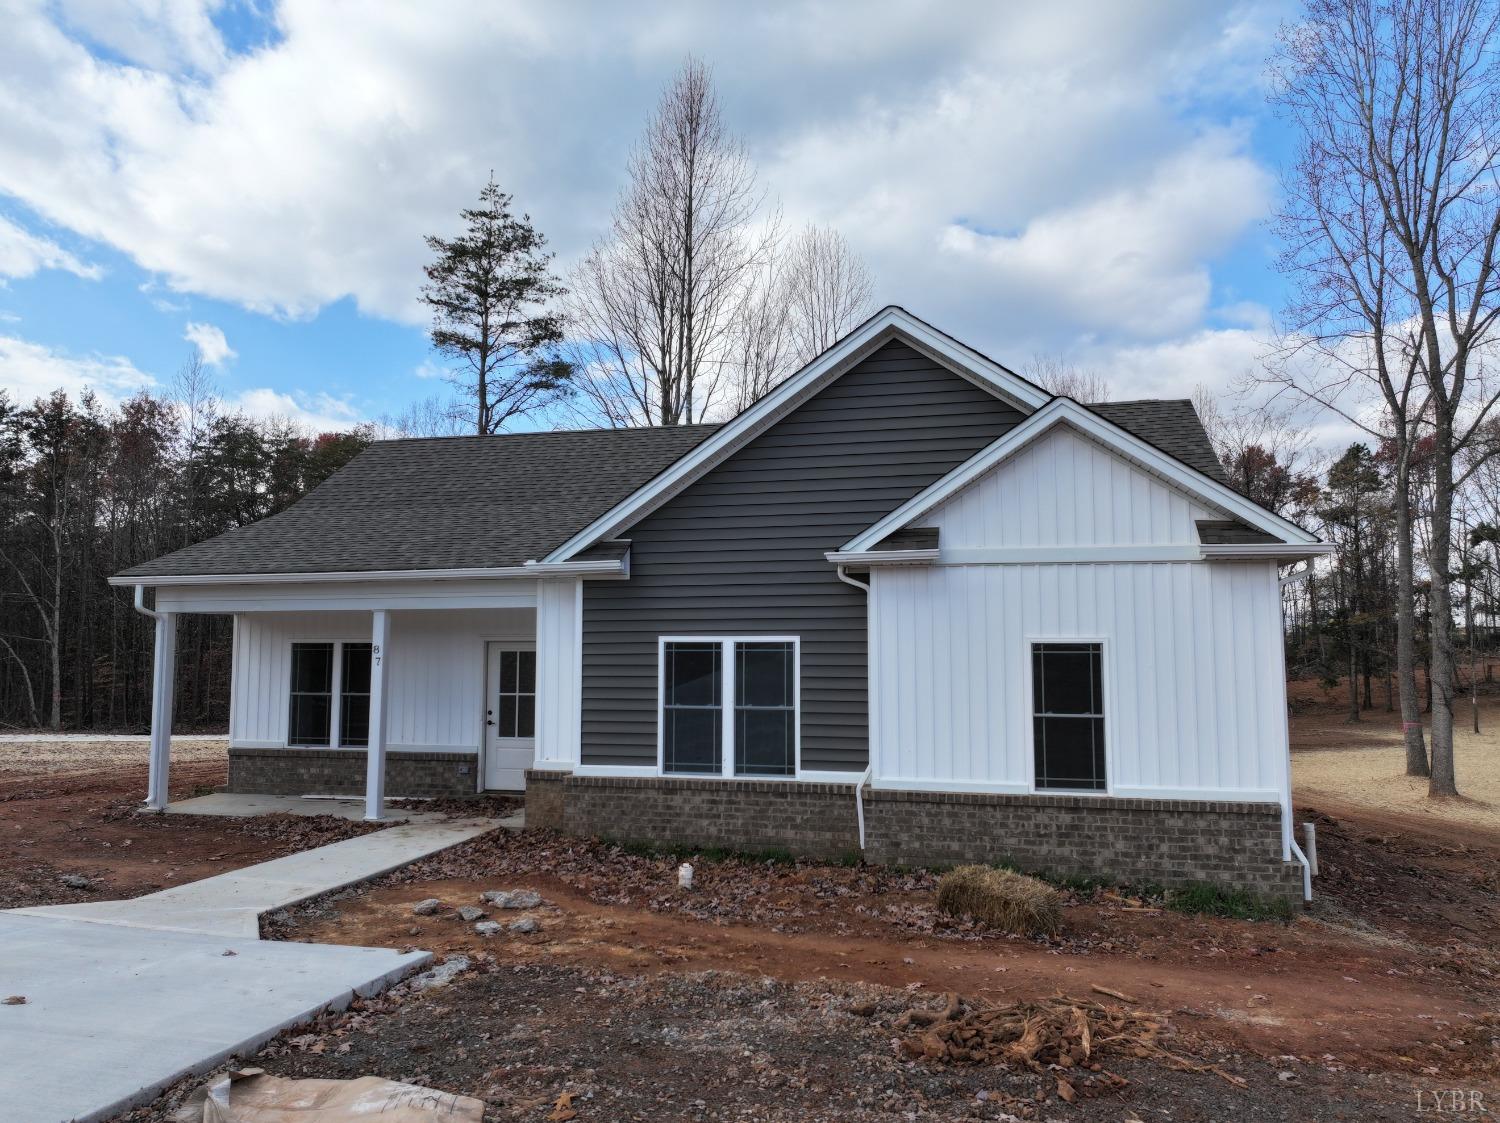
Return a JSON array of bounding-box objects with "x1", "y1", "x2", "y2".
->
[
  {"x1": 227, "y1": 747, "x2": 476, "y2": 798},
  {"x1": 524, "y1": 772, "x2": 860, "y2": 859},
  {"x1": 524, "y1": 771, "x2": 1303, "y2": 906}
]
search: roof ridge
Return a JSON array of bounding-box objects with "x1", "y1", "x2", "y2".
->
[{"x1": 369, "y1": 422, "x2": 724, "y2": 448}]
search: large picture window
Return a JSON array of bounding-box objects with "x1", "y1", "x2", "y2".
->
[
  {"x1": 662, "y1": 638, "x2": 797, "y2": 778},
  {"x1": 1032, "y1": 642, "x2": 1106, "y2": 791},
  {"x1": 288, "y1": 640, "x2": 372, "y2": 748}
]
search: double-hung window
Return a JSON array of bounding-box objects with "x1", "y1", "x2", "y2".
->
[
  {"x1": 662, "y1": 638, "x2": 798, "y2": 778},
  {"x1": 1031, "y1": 641, "x2": 1106, "y2": 791},
  {"x1": 288, "y1": 641, "x2": 373, "y2": 748}
]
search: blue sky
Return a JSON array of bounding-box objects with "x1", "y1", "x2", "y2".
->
[{"x1": 0, "y1": 0, "x2": 1304, "y2": 433}]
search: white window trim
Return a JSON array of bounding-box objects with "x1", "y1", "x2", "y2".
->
[
  {"x1": 657, "y1": 635, "x2": 802, "y2": 780},
  {"x1": 286, "y1": 639, "x2": 370, "y2": 749},
  {"x1": 1024, "y1": 635, "x2": 1112, "y2": 796}
]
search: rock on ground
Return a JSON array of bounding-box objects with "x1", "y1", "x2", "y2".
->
[
  {"x1": 456, "y1": 905, "x2": 486, "y2": 922},
  {"x1": 411, "y1": 898, "x2": 441, "y2": 916},
  {"x1": 473, "y1": 921, "x2": 504, "y2": 937},
  {"x1": 480, "y1": 889, "x2": 541, "y2": 909}
]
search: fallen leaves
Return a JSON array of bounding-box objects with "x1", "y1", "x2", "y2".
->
[{"x1": 547, "y1": 1090, "x2": 578, "y2": 1121}]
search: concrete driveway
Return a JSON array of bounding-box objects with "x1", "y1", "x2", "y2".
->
[{"x1": 0, "y1": 808, "x2": 500, "y2": 1123}]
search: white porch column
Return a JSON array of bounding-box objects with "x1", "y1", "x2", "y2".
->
[
  {"x1": 533, "y1": 579, "x2": 582, "y2": 771},
  {"x1": 145, "y1": 611, "x2": 176, "y2": 811},
  {"x1": 364, "y1": 608, "x2": 391, "y2": 821}
]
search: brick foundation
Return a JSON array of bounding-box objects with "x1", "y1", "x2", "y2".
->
[
  {"x1": 525, "y1": 771, "x2": 1303, "y2": 906},
  {"x1": 227, "y1": 746, "x2": 477, "y2": 798}
]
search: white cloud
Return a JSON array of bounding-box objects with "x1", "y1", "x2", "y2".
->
[
  {"x1": 183, "y1": 320, "x2": 235, "y2": 365},
  {"x1": 225, "y1": 386, "x2": 363, "y2": 433},
  {"x1": 0, "y1": 215, "x2": 101, "y2": 281},
  {"x1": 0, "y1": 334, "x2": 155, "y2": 405},
  {"x1": 0, "y1": 0, "x2": 1283, "y2": 357}
]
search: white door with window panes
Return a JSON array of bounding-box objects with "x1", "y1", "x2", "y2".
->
[{"x1": 484, "y1": 642, "x2": 536, "y2": 790}]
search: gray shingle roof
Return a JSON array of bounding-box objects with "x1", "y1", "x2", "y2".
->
[
  {"x1": 1196, "y1": 520, "x2": 1281, "y2": 545},
  {"x1": 118, "y1": 425, "x2": 719, "y2": 578},
  {"x1": 117, "y1": 395, "x2": 1234, "y2": 580},
  {"x1": 872, "y1": 527, "x2": 940, "y2": 552},
  {"x1": 1088, "y1": 399, "x2": 1227, "y2": 484}
]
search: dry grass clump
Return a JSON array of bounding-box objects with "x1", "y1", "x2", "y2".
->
[{"x1": 936, "y1": 865, "x2": 1061, "y2": 936}]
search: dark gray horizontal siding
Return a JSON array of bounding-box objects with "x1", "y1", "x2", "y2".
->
[{"x1": 581, "y1": 340, "x2": 1025, "y2": 771}]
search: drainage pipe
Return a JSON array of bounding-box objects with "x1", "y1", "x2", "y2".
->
[
  {"x1": 835, "y1": 564, "x2": 873, "y2": 851},
  {"x1": 854, "y1": 764, "x2": 873, "y2": 850},
  {"x1": 1288, "y1": 837, "x2": 1313, "y2": 904}
]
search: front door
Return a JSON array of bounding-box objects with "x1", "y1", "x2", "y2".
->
[{"x1": 484, "y1": 641, "x2": 536, "y2": 791}]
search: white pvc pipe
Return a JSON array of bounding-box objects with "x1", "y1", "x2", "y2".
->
[{"x1": 1302, "y1": 821, "x2": 1319, "y2": 877}]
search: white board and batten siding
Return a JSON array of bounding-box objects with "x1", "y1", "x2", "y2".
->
[
  {"x1": 869, "y1": 426, "x2": 1291, "y2": 805},
  {"x1": 229, "y1": 607, "x2": 535, "y2": 753},
  {"x1": 533, "y1": 579, "x2": 583, "y2": 769}
]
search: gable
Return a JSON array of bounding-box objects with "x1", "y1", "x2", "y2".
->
[
  {"x1": 544, "y1": 306, "x2": 1051, "y2": 561},
  {"x1": 925, "y1": 425, "x2": 1218, "y2": 549}
]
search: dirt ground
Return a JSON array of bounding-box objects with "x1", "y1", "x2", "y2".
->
[
  {"x1": 0, "y1": 738, "x2": 385, "y2": 908},
  {"x1": 1290, "y1": 680, "x2": 1500, "y2": 834},
  {"x1": 5, "y1": 731, "x2": 1496, "y2": 1121}
]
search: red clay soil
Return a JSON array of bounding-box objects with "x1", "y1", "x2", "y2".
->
[
  {"x1": 0, "y1": 754, "x2": 382, "y2": 908},
  {"x1": 281, "y1": 827, "x2": 1500, "y2": 1081}
]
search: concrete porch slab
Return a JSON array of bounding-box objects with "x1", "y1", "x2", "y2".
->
[
  {"x1": 0, "y1": 912, "x2": 430, "y2": 1123},
  {"x1": 10, "y1": 817, "x2": 498, "y2": 938}
]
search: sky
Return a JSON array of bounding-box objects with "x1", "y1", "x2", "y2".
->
[{"x1": 0, "y1": 0, "x2": 1309, "y2": 434}]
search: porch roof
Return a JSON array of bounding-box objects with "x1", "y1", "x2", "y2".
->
[{"x1": 117, "y1": 424, "x2": 719, "y2": 580}]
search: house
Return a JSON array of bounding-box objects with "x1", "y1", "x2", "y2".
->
[{"x1": 113, "y1": 307, "x2": 1328, "y2": 904}]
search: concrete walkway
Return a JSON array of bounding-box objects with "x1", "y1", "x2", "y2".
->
[
  {"x1": 11, "y1": 816, "x2": 497, "y2": 938},
  {"x1": 0, "y1": 913, "x2": 429, "y2": 1123},
  {"x1": 1, "y1": 813, "x2": 501, "y2": 1121},
  {"x1": 163, "y1": 791, "x2": 523, "y2": 826}
]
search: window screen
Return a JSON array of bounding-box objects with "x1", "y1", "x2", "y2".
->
[
  {"x1": 734, "y1": 641, "x2": 795, "y2": 776},
  {"x1": 496, "y1": 649, "x2": 536, "y2": 738},
  {"x1": 339, "y1": 643, "x2": 372, "y2": 747},
  {"x1": 1032, "y1": 642, "x2": 1105, "y2": 791},
  {"x1": 663, "y1": 642, "x2": 722, "y2": 774},
  {"x1": 288, "y1": 642, "x2": 334, "y2": 746}
]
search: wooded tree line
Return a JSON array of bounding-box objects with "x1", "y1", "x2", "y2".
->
[{"x1": 0, "y1": 369, "x2": 372, "y2": 731}]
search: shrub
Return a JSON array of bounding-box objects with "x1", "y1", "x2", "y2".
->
[{"x1": 936, "y1": 865, "x2": 1062, "y2": 936}]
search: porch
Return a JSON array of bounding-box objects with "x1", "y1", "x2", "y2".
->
[{"x1": 118, "y1": 573, "x2": 588, "y2": 821}]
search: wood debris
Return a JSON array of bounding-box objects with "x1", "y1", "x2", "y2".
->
[{"x1": 887, "y1": 991, "x2": 1247, "y2": 1088}]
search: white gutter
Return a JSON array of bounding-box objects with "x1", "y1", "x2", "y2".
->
[
  {"x1": 107, "y1": 559, "x2": 625, "y2": 588},
  {"x1": 834, "y1": 565, "x2": 871, "y2": 592},
  {"x1": 826, "y1": 549, "x2": 939, "y2": 566},
  {"x1": 1200, "y1": 543, "x2": 1334, "y2": 561}
]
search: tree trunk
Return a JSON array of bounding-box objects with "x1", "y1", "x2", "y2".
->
[
  {"x1": 1427, "y1": 412, "x2": 1458, "y2": 796},
  {"x1": 1346, "y1": 643, "x2": 1360, "y2": 722},
  {"x1": 1394, "y1": 464, "x2": 1429, "y2": 774}
]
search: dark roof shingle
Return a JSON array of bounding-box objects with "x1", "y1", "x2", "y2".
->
[
  {"x1": 1089, "y1": 399, "x2": 1227, "y2": 484},
  {"x1": 119, "y1": 425, "x2": 719, "y2": 578}
]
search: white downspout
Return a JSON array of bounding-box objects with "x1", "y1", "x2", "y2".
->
[
  {"x1": 131, "y1": 584, "x2": 176, "y2": 811},
  {"x1": 1277, "y1": 561, "x2": 1313, "y2": 902},
  {"x1": 835, "y1": 565, "x2": 874, "y2": 850}
]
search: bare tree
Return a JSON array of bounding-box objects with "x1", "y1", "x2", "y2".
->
[
  {"x1": 1271, "y1": 0, "x2": 1500, "y2": 795},
  {"x1": 1025, "y1": 355, "x2": 1113, "y2": 402},
  {"x1": 376, "y1": 394, "x2": 469, "y2": 439},
  {"x1": 782, "y1": 224, "x2": 874, "y2": 368},
  {"x1": 566, "y1": 58, "x2": 774, "y2": 426}
]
